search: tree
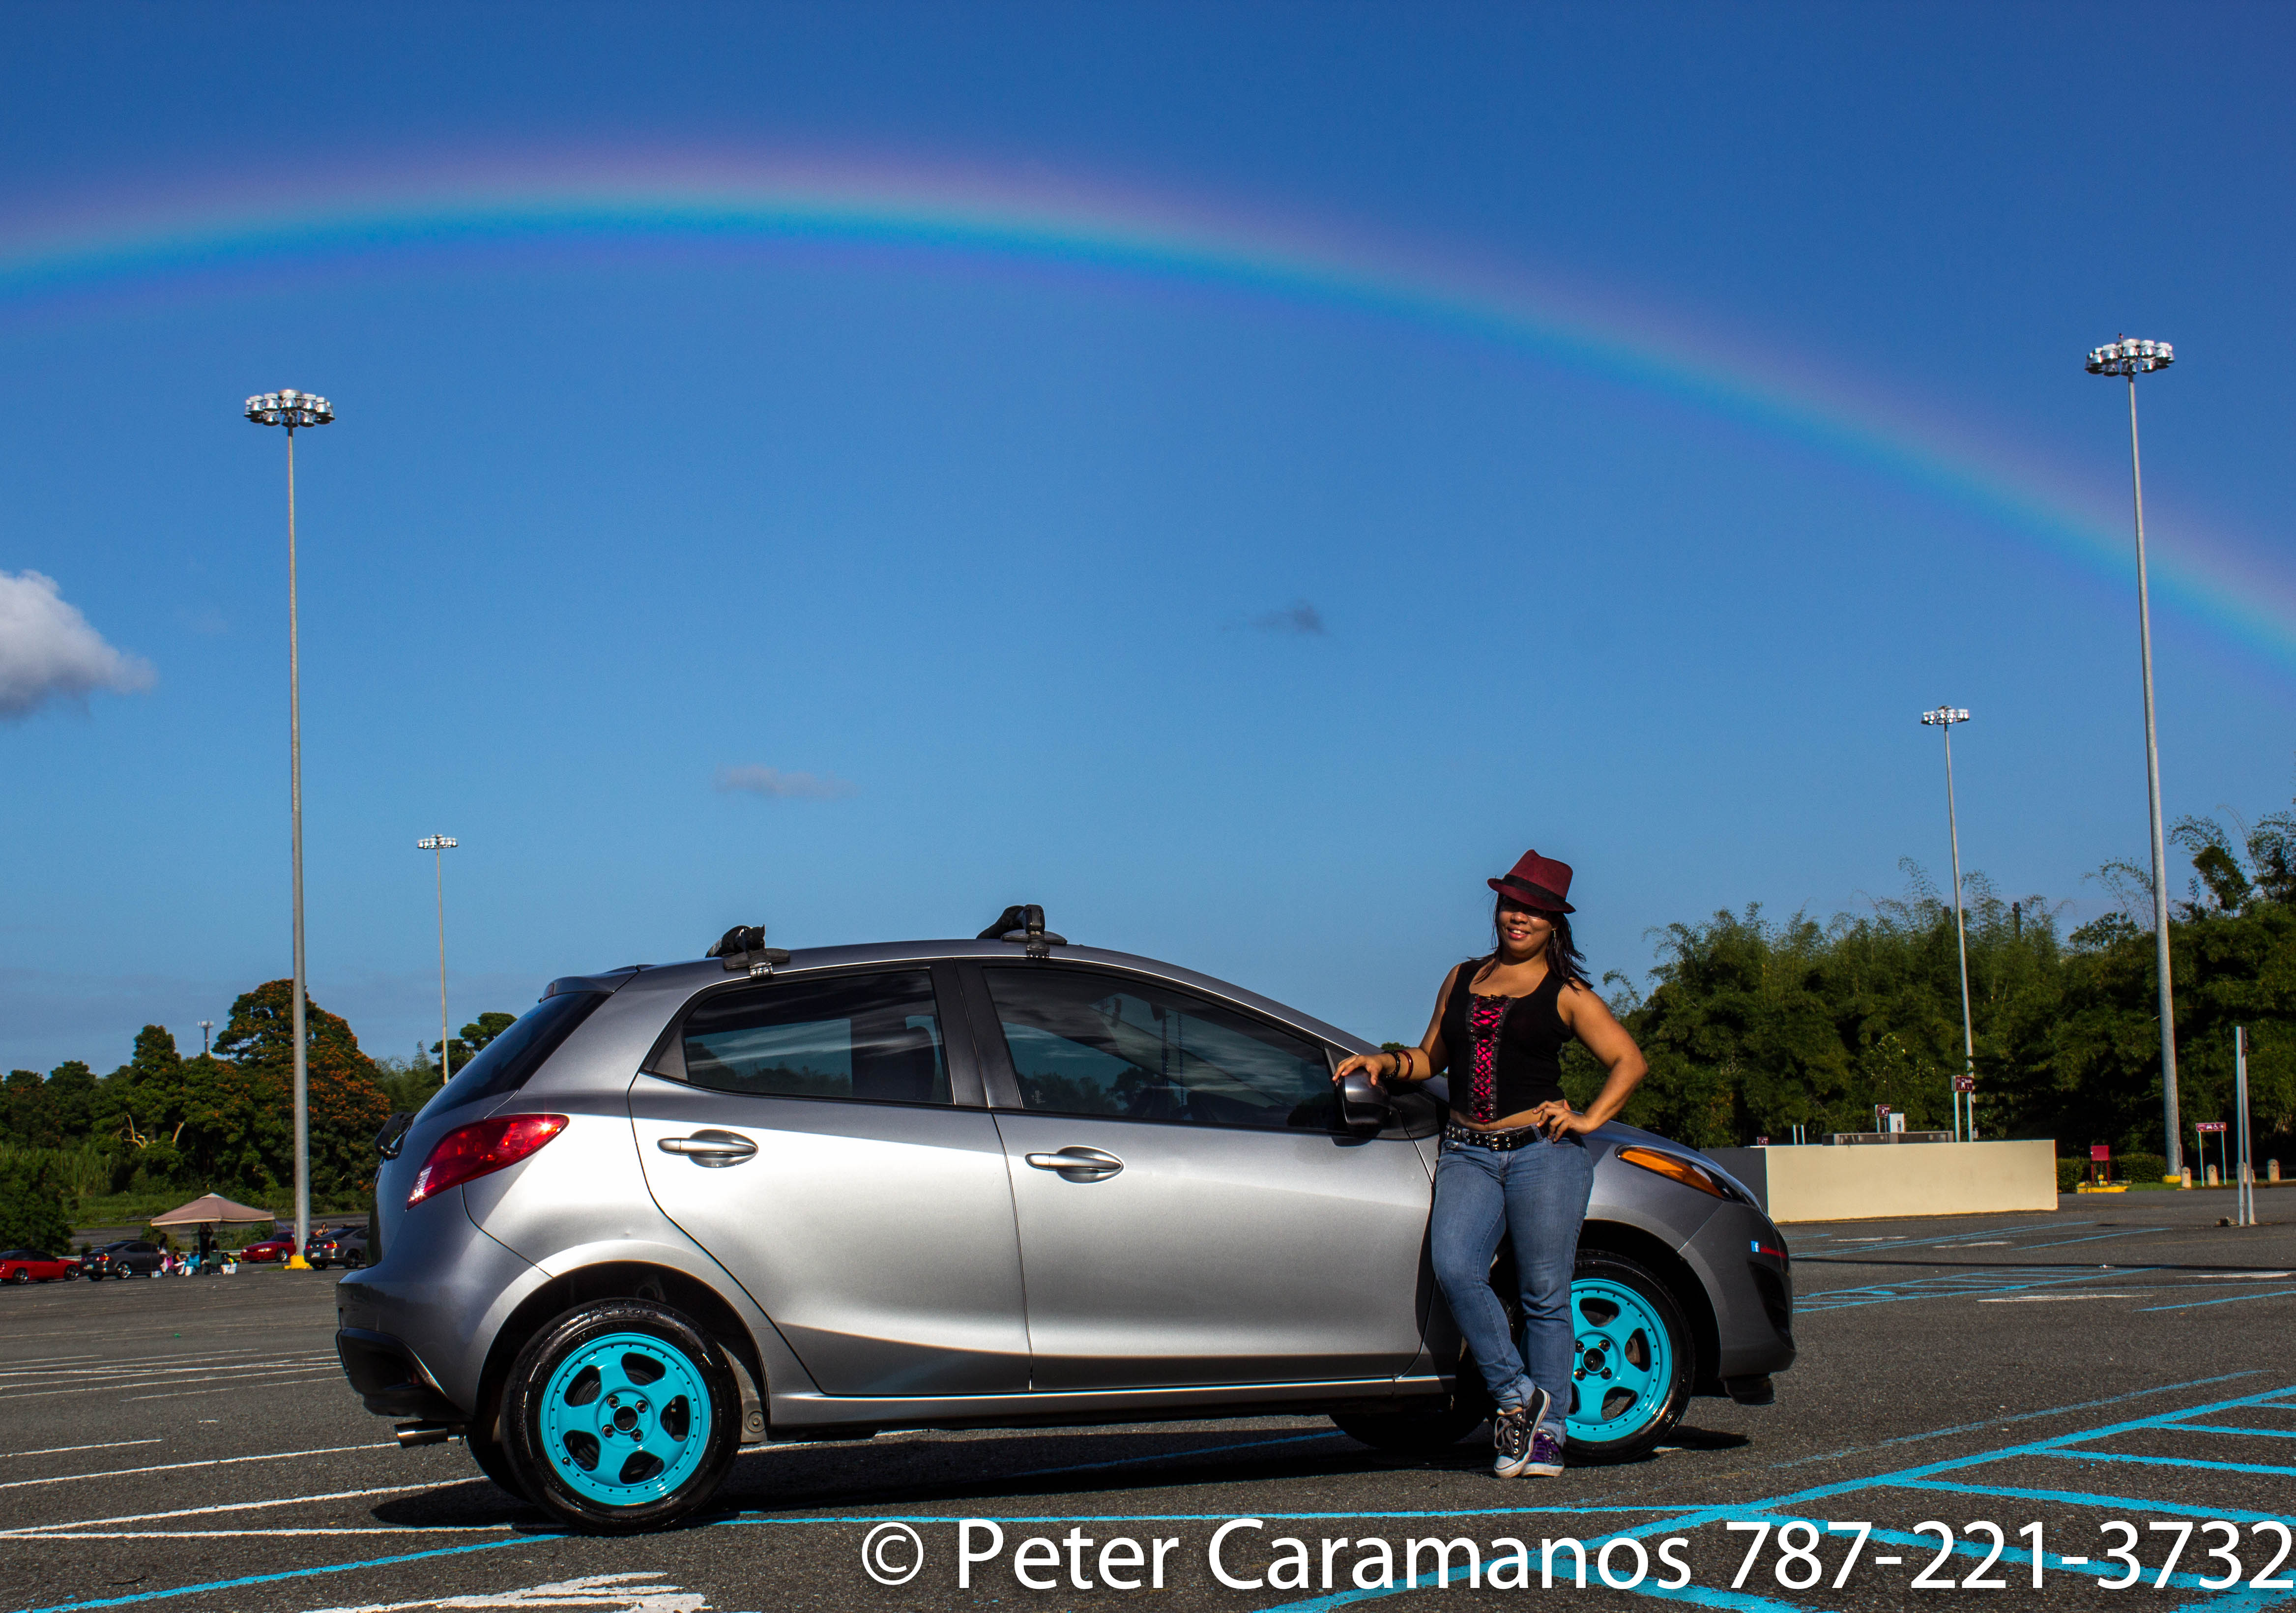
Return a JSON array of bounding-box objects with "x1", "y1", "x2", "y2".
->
[
  {"x1": 91, "y1": 1026, "x2": 187, "y2": 1148},
  {"x1": 213, "y1": 982, "x2": 390, "y2": 1201},
  {"x1": 46, "y1": 1060, "x2": 95, "y2": 1143},
  {"x1": 2, "y1": 1070, "x2": 61, "y2": 1148},
  {"x1": 0, "y1": 1156, "x2": 74, "y2": 1253}
]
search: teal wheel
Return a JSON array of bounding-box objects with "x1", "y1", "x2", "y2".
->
[
  {"x1": 503, "y1": 1300, "x2": 738, "y2": 1532},
  {"x1": 1565, "y1": 1253, "x2": 1692, "y2": 1464}
]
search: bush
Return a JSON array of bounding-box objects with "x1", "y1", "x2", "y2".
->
[
  {"x1": 0, "y1": 1160, "x2": 74, "y2": 1253},
  {"x1": 2118, "y1": 1151, "x2": 2167, "y2": 1183},
  {"x1": 2057, "y1": 1158, "x2": 2083, "y2": 1192}
]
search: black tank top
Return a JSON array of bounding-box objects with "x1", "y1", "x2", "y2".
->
[{"x1": 1441, "y1": 958, "x2": 1569, "y2": 1124}]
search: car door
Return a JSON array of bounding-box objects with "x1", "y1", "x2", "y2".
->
[
  {"x1": 966, "y1": 961, "x2": 1433, "y2": 1392},
  {"x1": 629, "y1": 963, "x2": 1030, "y2": 1398}
]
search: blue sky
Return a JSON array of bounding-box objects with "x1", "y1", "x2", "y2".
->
[{"x1": 4, "y1": 3, "x2": 2292, "y2": 1074}]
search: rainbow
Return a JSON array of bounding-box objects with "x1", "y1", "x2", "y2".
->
[{"x1": 2, "y1": 150, "x2": 2286, "y2": 670}]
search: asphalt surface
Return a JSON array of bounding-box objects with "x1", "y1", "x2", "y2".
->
[{"x1": 2, "y1": 1192, "x2": 2293, "y2": 1613}]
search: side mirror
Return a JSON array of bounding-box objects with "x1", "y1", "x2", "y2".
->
[{"x1": 1337, "y1": 1070, "x2": 1393, "y2": 1135}]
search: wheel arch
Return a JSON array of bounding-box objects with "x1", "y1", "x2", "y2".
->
[
  {"x1": 1576, "y1": 1218, "x2": 1723, "y2": 1395},
  {"x1": 474, "y1": 1261, "x2": 767, "y2": 1444}
]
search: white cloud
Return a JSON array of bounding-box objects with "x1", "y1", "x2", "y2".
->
[
  {"x1": 0, "y1": 571, "x2": 155, "y2": 720},
  {"x1": 713, "y1": 764, "x2": 857, "y2": 800}
]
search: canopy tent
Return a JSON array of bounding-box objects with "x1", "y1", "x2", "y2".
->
[{"x1": 148, "y1": 1193, "x2": 275, "y2": 1228}]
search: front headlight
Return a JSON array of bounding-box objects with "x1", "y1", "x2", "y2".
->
[{"x1": 1617, "y1": 1144, "x2": 1736, "y2": 1200}]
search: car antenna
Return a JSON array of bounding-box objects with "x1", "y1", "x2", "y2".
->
[
  {"x1": 706, "y1": 923, "x2": 792, "y2": 977},
  {"x1": 977, "y1": 903, "x2": 1068, "y2": 960}
]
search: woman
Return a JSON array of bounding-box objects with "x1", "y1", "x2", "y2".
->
[{"x1": 1335, "y1": 850, "x2": 1647, "y2": 1480}]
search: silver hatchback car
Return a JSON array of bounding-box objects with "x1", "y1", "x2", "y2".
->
[{"x1": 337, "y1": 916, "x2": 1795, "y2": 1532}]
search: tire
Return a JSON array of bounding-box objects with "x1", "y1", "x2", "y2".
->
[
  {"x1": 1564, "y1": 1252, "x2": 1693, "y2": 1465},
  {"x1": 311, "y1": 1260, "x2": 329, "y2": 1271},
  {"x1": 465, "y1": 1418, "x2": 532, "y2": 1503},
  {"x1": 1331, "y1": 1406, "x2": 1485, "y2": 1454},
  {"x1": 501, "y1": 1300, "x2": 738, "y2": 1534},
  {"x1": 63, "y1": 1267, "x2": 79, "y2": 1281},
  {"x1": 345, "y1": 1252, "x2": 364, "y2": 1270},
  {"x1": 7, "y1": 1268, "x2": 28, "y2": 1285}
]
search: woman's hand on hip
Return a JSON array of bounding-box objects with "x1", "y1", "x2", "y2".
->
[{"x1": 1541, "y1": 1105, "x2": 1601, "y2": 1140}]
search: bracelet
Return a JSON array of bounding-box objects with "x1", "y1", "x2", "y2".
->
[{"x1": 1392, "y1": 1049, "x2": 1411, "y2": 1080}]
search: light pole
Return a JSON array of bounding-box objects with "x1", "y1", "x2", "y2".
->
[
  {"x1": 2085, "y1": 336, "x2": 2181, "y2": 1178},
  {"x1": 1920, "y1": 706, "x2": 1978, "y2": 1142},
  {"x1": 418, "y1": 836, "x2": 458, "y2": 1085},
  {"x1": 245, "y1": 388, "x2": 334, "y2": 1269}
]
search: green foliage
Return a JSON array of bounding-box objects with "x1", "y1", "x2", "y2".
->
[
  {"x1": 3, "y1": 1069, "x2": 61, "y2": 1148},
  {"x1": 213, "y1": 981, "x2": 390, "y2": 1202},
  {"x1": 1549, "y1": 849, "x2": 2296, "y2": 1159},
  {"x1": 0, "y1": 1155, "x2": 74, "y2": 1252},
  {"x1": 374, "y1": 1054, "x2": 445, "y2": 1116}
]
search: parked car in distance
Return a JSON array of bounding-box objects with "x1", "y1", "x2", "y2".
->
[
  {"x1": 239, "y1": 1235, "x2": 294, "y2": 1263},
  {"x1": 307, "y1": 1227, "x2": 369, "y2": 1270},
  {"x1": 0, "y1": 1249, "x2": 77, "y2": 1284},
  {"x1": 80, "y1": 1240, "x2": 164, "y2": 1280},
  {"x1": 340, "y1": 916, "x2": 1796, "y2": 1534}
]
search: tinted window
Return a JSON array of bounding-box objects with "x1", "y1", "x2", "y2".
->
[
  {"x1": 679, "y1": 971, "x2": 949, "y2": 1105},
  {"x1": 983, "y1": 968, "x2": 1335, "y2": 1131},
  {"x1": 430, "y1": 990, "x2": 607, "y2": 1112}
]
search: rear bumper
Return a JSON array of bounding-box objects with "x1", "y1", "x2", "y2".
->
[{"x1": 334, "y1": 1327, "x2": 462, "y2": 1420}]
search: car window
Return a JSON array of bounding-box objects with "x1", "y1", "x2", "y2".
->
[
  {"x1": 430, "y1": 989, "x2": 608, "y2": 1112},
  {"x1": 982, "y1": 967, "x2": 1337, "y2": 1131},
  {"x1": 678, "y1": 970, "x2": 950, "y2": 1105}
]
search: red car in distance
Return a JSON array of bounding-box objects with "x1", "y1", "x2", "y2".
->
[
  {"x1": 1, "y1": 1249, "x2": 78, "y2": 1285},
  {"x1": 239, "y1": 1235, "x2": 295, "y2": 1263}
]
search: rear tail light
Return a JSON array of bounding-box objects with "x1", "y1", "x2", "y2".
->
[
  {"x1": 1617, "y1": 1145, "x2": 1731, "y2": 1199},
  {"x1": 407, "y1": 1114, "x2": 568, "y2": 1208}
]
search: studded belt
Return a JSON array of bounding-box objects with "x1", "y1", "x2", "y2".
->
[{"x1": 1444, "y1": 1120, "x2": 1544, "y2": 1151}]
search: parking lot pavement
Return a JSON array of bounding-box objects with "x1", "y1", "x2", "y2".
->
[{"x1": 2, "y1": 1192, "x2": 2292, "y2": 1613}]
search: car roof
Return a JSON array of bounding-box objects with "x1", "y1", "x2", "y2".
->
[{"x1": 552, "y1": 939, "x2": 1376, "y2": 1053}]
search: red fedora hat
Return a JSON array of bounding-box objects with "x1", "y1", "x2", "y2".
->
[{"x1": 1488, "y1": 850, "x2": 1575, "y2": 913}]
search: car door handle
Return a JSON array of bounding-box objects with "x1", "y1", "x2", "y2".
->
[
  {"x1": 1024, "y1": 1146, "x2": 1124, "y2": 1179},
  {"x1": 657, "y1": 1131, "x2": 757, "y2": 1167}
]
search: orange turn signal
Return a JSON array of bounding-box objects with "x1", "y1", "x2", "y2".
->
[{"x1": 1617, "y1": 1145, "x2": 1728, "y2": 1199}]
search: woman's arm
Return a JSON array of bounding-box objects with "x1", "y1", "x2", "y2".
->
[
  {"x1": 1542, "y1": 980, "x2": 1648, "y2": 1138},
  {"x1": 1334, "y1": 964, "x2": 1458, "y2": 1087}
]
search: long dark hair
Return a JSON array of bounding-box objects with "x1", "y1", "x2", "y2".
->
[{"x1": 1487, "y1": 894, "x2": 1589, "y2": 988}]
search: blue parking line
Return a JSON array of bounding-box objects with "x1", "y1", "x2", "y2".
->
[
  {"x1": 2034, "y1": 1449, "x2": 2296, "y2": 1477},
  {"x1": 2140, "y1": 1287, "x2": 2296, "y2": 1313},
  {"x1": 730, "y1": 1503, "x2": 1713, "y2": 1524},
  {"x1": 1792, "y1": 1220, "x2": 2065, "y2": 1253},
  {"x1": 2175, "y1": 1423, "x2": 2296, "y2": 1439},
  {"x1": 1882, "y1": 1476, "x2": 2296, "y2": 1525},
  {"x1": 1252, "y1": 1382, "x2": 2296, "y2": 1613},
  {"x1": 1765, "y1": 1370, "x2": 2256, "y2": 1466},
  {"x1": 1800, "y1": 1264, "x2": 2152, "y2": 1312},
  {"x1": 2002, "y1": 1227, "x2": 2167, "y2": 1251},
  {"x1": 9, "y1": 1536, "x2": 536, "y2": 1613}
]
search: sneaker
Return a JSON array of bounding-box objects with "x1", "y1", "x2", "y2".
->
[
  {"x1": 1522, "y1": 1425, "x2": 1566, "y2": 1478},
  {"x1": 1491, "y1": 1386, "x2": 1554, "y2": 1477}
]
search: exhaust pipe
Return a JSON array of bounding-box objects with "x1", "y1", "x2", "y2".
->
[{"x1": 393, "y1": 1421, "x2": 464, "y2": 1448}]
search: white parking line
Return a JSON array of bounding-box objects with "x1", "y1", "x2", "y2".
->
[
  {"x1": 0, "y1": 1439, "x2": 161, "y2": 1459},
  {"x1": 0, "y1": 1348, "x2": 319, "y2": 1380},
  {"x1": 1977, "y1": 1293, "x2": 2135, "y2": 1303},
  {"x1": 0, "y1": 1441, "x2": 388, "y2": 1493},
  {"x1": 0, "y1": 1364, "x2": 341, "y2": 1403},
  {"x1": 124, "y1": 1371, "x2": 345, "y2": 1402},
  {"x1": 0, "y1": 1482, "x2": 441, "y2": 1534}
]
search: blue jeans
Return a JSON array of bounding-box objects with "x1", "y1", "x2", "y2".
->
[{"x1": 1430, "y1": 1132, "x2": 1594, "y2": 1435}]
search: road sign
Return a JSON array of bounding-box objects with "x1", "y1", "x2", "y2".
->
[
  {"x1": 2196, "y1": 1121, "x2": 2228, "y2": 1133},
  {"x1": 1953, "y1": 1075, "x2": 1976, "y2": 1092},
  {"x1": 2091, "y1": 1144, "x2": 2112, "y2": 1160}
]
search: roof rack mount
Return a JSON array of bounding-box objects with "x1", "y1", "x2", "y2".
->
[
  {"x1": 707, "y1": 924, "x2": 792, "y2": 976},
  {"x1": 978, "y1": 904, "x2": 1067, "y2": 960}
]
